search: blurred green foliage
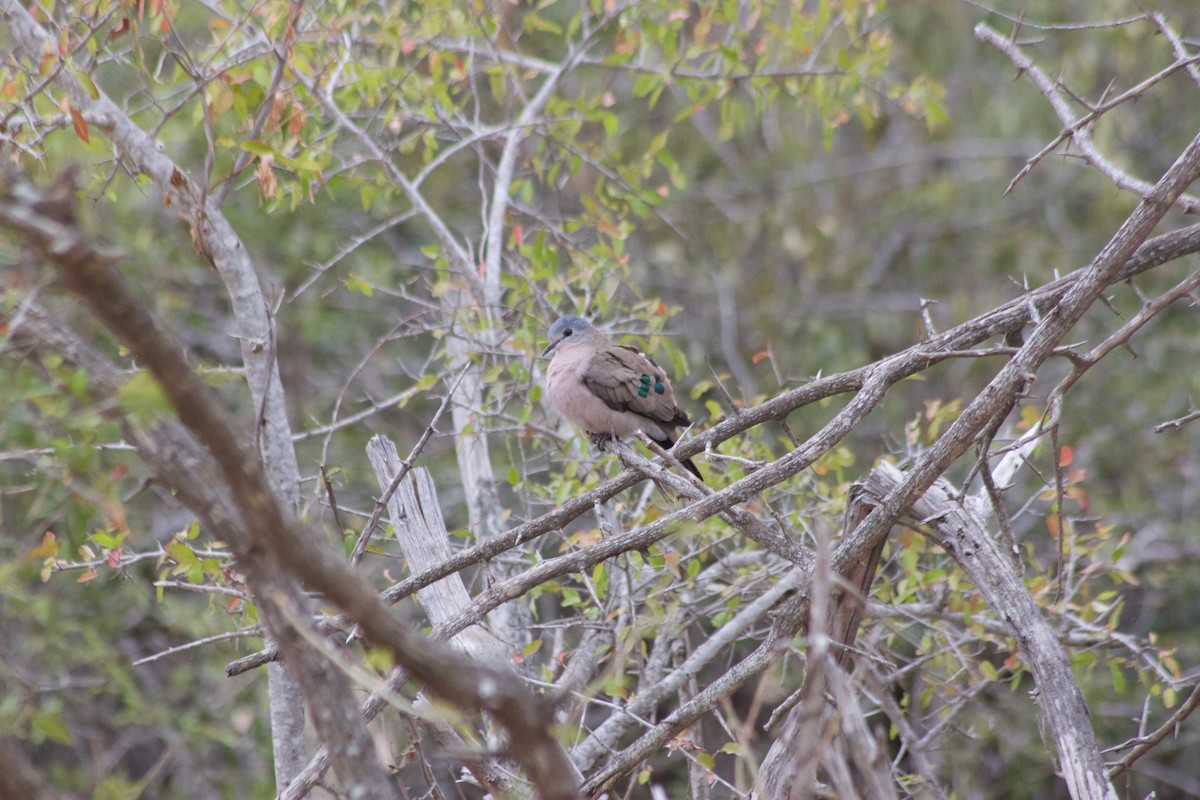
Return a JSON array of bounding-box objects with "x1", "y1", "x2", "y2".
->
[{"x1": 3, "y1": 0, "x2": 1200, "y2": 797}]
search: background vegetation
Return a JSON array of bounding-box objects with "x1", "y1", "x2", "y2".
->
[{"x1": 3, "y1": 1, "x2": 1200, "y2": 798}]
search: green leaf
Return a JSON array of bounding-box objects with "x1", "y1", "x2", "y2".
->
[
  {"x1": 89, "y1": 530, "x2": 119, "y2": 549},
  {"x1": 632, "y1": 73, "x2": 659, "y2": 99},
  {"x1": 925, "y1": 99, "x2": 949, "y2": 131},
  {"x1": 31, "y1": 710, "x2": 74, "y2": 745},
  {"x1": 240, "y1": 140, "x2": 275, "y2": 156},
  {"x1": 343, "y1": 273, "x2": 374, "y2": 296},
  {"x1": 602, "y1": 112, "x2": 618, "y2": 140},
  {"x1": 165, "y1": 540, "x2": 195, "y2": 567},
  {"x1": 72, "y1": 67, "x2": 100, "y2": 100},
  {"x1": 116, "y1": 371, "x2": 172, "y2": 426},
  {"x1": 592, "y1": 562, "x2": 608, "y2": 600},
  {"x1": 524, "y1": 13, "x2": 562, "y2": 34},
  {"x1": 1109, "y1": 661, "x2": 1127, "y2": 695},
  {"x1": 487, "y1": 65, "x2": 506, "y2": 102}
]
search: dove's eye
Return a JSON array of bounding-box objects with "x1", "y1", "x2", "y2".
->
[{"x1": 563, "y1": 329, "x2": 572, "y2": 337}]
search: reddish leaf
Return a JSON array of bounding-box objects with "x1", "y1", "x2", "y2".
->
[
  {"x1": 1058, "y1": 445, "x2": 1073, "y2": 467},
  {"x1": 751, "y1": 349, "x2": 769, "y2": 364},
  {"x1": 69, "y1": 107, "x2": 90, "y2": 143},
  {"x1": 108, "y1": 17, "x2": 130, "y2": 41},
  {"x1": 287, "y1": 100, "x2": 306, "y2": 137},
  {"x1": 77, "y1": 570, "x2": 99, "y2": 583}
]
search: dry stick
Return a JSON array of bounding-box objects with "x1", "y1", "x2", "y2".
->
[
  {"x1": 863, "y1": 663, "x2": 952, "y2": 800},
  {"x1": 347, "y1": 366, "x2": 469, "y2": 566},
  {"x1": 619, "y1": 439, "x2": 812, "y2": 566},
  {"x1": 1047, "y1": 266, "x2": 1200, "y2": 404},
  {"x1": 357, "y1": 439, "x2": 517, "y2": 799},
  {"x1": 755, "y1": 520, "x2": 837, "y2": 800},
  {"x1": 1155, "y1": 406, "x2": 1200, "y2": 432},
  {"x1": 752, "y1": 488, "x2": 891, "y2": 799},
  {"x1": 1107, "y1": 680, "x2": 1200, "y2": 779},
  {"x1": 571, "y1": 570, "x2": 805, "y2": 773},
  {"x1": 977, "y1": 20, "x2": 1200, "y2": 210},
  {"x1": 1150, "y1": 12, "x2": 1200, "y2": 88},
  {"x1": 0, "y1": 170, "x2": 582, "y2": 800}
]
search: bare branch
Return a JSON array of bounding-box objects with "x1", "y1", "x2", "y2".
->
[{"x1": 976, "y1": 21, "x2": 1200, "y2": 211}]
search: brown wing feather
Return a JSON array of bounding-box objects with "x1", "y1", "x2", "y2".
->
[{"x1": 582, "y1": 345, "x2": 689, "y2": 427}]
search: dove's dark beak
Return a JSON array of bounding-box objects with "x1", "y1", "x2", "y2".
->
[{"x1": 542, "y1": 340, "x2": 558, "y2": 356}]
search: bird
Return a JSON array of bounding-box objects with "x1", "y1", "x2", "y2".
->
[{"x1": 542, "y1": 315, "x2": 702, "y2": 481}]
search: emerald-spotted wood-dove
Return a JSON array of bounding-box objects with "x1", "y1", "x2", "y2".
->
[{"x1": 543, "y1": 316, "x2": 702, "y2": 481}]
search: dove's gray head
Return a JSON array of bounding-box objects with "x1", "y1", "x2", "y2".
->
[{"x1": 543, "y1": 315, "x2": 594, "y2": 356}]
